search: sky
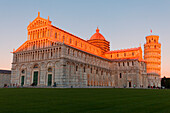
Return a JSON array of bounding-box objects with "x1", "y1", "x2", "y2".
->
[{"x1": 0, "y1": 0, "x2": 169, "y2": 77}]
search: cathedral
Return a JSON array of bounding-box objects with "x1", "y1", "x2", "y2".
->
[{"x1": 11, "y1": 12, "x2": 161, "y2": 88}]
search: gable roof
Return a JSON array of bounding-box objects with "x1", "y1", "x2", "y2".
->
[{"x1": 27, "y1": 12, "x2": 51, "y2": 30}]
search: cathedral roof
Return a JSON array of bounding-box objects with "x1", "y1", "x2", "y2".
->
[
  {"x1": 106, "y1": 47, "x2": 141, "y2": 54},
  {"x1": 90, "y1": 27, "x2": 106, "y2": 40}
]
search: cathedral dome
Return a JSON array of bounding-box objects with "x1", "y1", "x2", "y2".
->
[{"x1": 90, "y1": 27, "x2": 106, "y2": 40}]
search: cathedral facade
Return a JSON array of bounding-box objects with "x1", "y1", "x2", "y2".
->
[{"x1": 11, "y1": 12, "x2": 161, "y2": 88}]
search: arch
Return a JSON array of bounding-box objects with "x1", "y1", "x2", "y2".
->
[
  {"x1": 21, "y1": 69, "x2": 25, "y2": 74},
  {"x1": 47, "y1": 61, "x2": 54, "y2": 67},
  {"x1": 33, "y1": 64, "x2": 39, "y2": 68}
]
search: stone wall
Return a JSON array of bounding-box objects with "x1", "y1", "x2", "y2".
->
[
  {"x1": 11, "y1": 43, "x2": 148, "y2": 88},
  {"x1": 0, "y1": 73, "x2": 11, "y2": 87}
]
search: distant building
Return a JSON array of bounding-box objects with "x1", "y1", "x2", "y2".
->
[
  {"x1": 0, "y1": 70, "x2": 11, "y2": 87},
  {"x1": 161, "y1": 77, "x2": 170, "y2": 88},
  {"x1": 11, "y1": 12, "x2": 161, "y2": 88}
]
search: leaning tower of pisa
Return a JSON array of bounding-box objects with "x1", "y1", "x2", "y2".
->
[{"x1": 144, "y1": 35, "x2": 161, "y2": 87}]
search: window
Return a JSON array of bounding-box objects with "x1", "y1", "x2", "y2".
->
[
  {"x1": 68, "y1": 49, "x2": 70, "y2": 54},
  {"x1": 101, "y1": 71, "x2": 103, "y2": 75},
  {"x1": 21, "y1": 70, "x2": 25, "y2": 74},
  {"x1": 84, "y1": 67, "x2": 86, "y2": 72},
  {"x1": 118, "y1": 63, "x2": 120, "y2": 66},
  {"x1": 55, "y1": 32, "x2": 57, "y2": 38},
  {"x1": 117, "y1": 54, "x2": 119, "y2": 57},
  {"x1": 123, "y1": 62, "x2": 125, "y2": 66},
  {"x1": 132, "y1": 52, "x2": 134, "y2": 56},
  {"x1": 75, "y1": 41, "x2": 77, "y2": 46},
  {"x1": 127, "y1": 62, "x2": 129, "y2": 66},
  {"x1": 111, "y1": 55, "x2": 112, "y2": 58},
  {"x1": 76, "y1": 66, "x2": 78, "y2": 71},
  {"x1": 120, "y1": 73, "x2": 122, "y2": 78},
  {"x1": 63, "y1": 35, "x2": 65, "y2": 42},
  {"x1": 48, "y1": 68, "x2": 52, "y2": 72},
  {"x1": 91, "y1": 68, "x2": 92, "y2": 73},
  {"x1": 70, "y1": 38, "x2": 72, "y2": 44},
  {"x1": 132, "y1": 61, "x2": 134, "y2": 66},
  {"x1": 154, "y1": 45, "x2": 156, "y2": 48},
  {"x1": 154, "y1": 40, "x2": 156, "y2": 43},
  {"x1": 124, "y1": 53, "x2": 126, "y2": 56}
]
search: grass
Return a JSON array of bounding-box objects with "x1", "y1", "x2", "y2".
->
[{"x1": 0, "y1": 88, "x2": 170, "y2": 113}]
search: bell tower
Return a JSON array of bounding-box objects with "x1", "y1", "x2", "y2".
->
[{"x1": 144, "y1": 34, "x2": 161, "y2": 87}]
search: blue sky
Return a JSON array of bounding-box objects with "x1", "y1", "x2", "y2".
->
[{"x1": 0, "y1": 0, "x2": 170, "y2": 77}]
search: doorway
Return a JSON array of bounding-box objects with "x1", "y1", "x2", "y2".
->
[
  {"x1": 48, "y1": 74, "x2": 52, "y2": 86},
  {"x1": 129, "y1": 81, "x2": 131, "y2": 87},
  {"x1": 21, "y1": 76, "x2": 25, "y2": 86},
  {"x1": 33, "y1": 71, "x2": 38, "y2": 86}
]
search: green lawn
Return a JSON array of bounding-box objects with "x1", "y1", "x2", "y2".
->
[{"x1": 0, "y1": 88, "x2": 170, "y2": 113}]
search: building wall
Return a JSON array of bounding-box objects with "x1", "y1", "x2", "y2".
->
[
  {"x1": 11, "y1": 43, "x2": 114, "y2": 87},
  {"x1": 11, "y1": 43, "x2": 148, "y2": 88},
  {"x1": 147, "y1": 74, "x2": 161, "y2": 87},
  {"x1": 105, "y1": 47, "x2": 143, "y2": 61},
  {"x1": 0, "y1": 73, "x2": 11, "y2": 87},
  {"x1": 111, "y1": 60, "x2": 148, "y2": 88}
]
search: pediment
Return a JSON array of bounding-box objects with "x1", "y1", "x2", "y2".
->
[{"x1": 27, "y1": 16, "x2": 51, "y2": 30}]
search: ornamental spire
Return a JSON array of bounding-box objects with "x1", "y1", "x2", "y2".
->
[
  {"x1": 38, "y1": 12, "x2": 40, "y2": 17},
  {"x1": 48, "y1": 16, "x2": 49, "y2": 21},
  {"x1": 150, "y1": 29, "x2": 152, "y2": 34},
  {"x1": 96, "y1": 27, "x2": 99, "y2": 33}
]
